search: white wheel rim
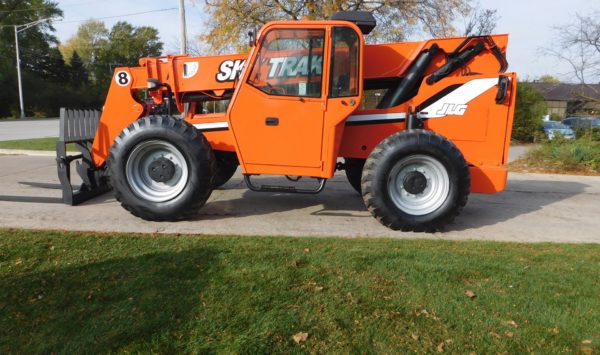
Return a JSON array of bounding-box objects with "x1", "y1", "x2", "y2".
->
[
  {"x1": 125, "y1": 140, "x2": 189, "y2": 202},
  {"x1": 387, "y1": 154, "x2": 450, "y2": 216}
]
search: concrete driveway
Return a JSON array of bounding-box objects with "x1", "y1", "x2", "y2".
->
[{"x1": 0, "y1": 154, "x2": 598, "y2": 243}]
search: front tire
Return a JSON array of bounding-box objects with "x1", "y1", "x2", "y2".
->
[
  {"x1": 362, "y1": 130, "x2": 470, "y2": 232},
  {"x1": 108, "y1": 116, "x2": 215, "y2": 221}
]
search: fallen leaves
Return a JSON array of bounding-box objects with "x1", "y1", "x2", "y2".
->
[
  {"x1": 304, "y1": 280, "x2": 324, "y2": 292},
  {"x1": 292, "y1": 332, "x2": 308, "y2": 344},
  {"x1": 465, "y1": 290, "x2": 476, "y2": 299},
  {"x1": 548, "y1": 327, "x2": 560, "y2": 334},
  {"x1": 413, "y1": 308, "x2": 441, "y2": 321},
  {"x1": 504, "y1": 320, "x2": 518, "y2": 328},
  {"x1": 505, "y1": 331, "x2": 514, "y2": 338},
  {"x1": 581, "y1": 340, "x2": 593, "y2": 354},
  {"x1": 436, "y1": 339, "x2": 453, "y2": 352}
]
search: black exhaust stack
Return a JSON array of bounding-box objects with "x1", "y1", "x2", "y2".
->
[{"x1": 331, "y1": 11, "x2": 377, "y2": 34}]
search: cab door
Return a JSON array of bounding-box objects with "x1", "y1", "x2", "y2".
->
[
  {"x1": 229, "y1": 27, "x2": 327, "y2": 175},
  {"x1": 229, "y1": 24, "x2": 363, "y2": 177}
]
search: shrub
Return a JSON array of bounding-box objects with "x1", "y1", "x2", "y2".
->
[
  {"x1": 574, "y1": 127, "x2": 600, "y2": 142},
  {"x1": 522, "y1": 137, "x2": 600, "y2": 173},
  {"x1": 512, "y1": 83, "x2": 546, "y2": 142}
]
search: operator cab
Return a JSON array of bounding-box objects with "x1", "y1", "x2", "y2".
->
[{"x1": 228, "y1": 18, "x2": 366, "y2": 180}]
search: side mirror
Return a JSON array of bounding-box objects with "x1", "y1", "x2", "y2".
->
[{"x1": 248, "y1": 29, "x2": 256, "y2": 47}]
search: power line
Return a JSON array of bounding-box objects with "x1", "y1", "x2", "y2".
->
[
  {"x1": 53, "y1": 8, "x2": 178, "y2": 24},
  {"x1": 0, "y1": 7, "x2": 177, "y2": 27}
]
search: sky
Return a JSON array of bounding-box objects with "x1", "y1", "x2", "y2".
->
[{"x1": 51, "y1": 0, "x2": 599, "y2": 83}]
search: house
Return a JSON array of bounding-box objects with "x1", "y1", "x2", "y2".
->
[{"x1": 529, "y1": 82, "x2": 600, "y2": 118}]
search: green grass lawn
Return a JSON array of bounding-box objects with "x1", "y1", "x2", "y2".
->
[
  {"x1": 0, "y1": 137, "x2": 59, "y2": 151},
  {"x1": 0, "y1": 229, "x2": 598, "y2": 353},
  {"x1": 0, "y1": 137, "x2": 78, "y2": 153}
]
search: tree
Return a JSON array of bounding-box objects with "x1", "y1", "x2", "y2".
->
[
  {"x1": 34, "y1": 46, "x2": 69, "y2": 84},
  {"x1": 544, "y1": 12, "x2": 600, "y2": 86},
  {"x1": 0, "y1": 0, "x2": 62, "y2": 117},
  {"x1": 100, "y1": 22, "x2": 163, "y2": 67},
  {"x1": 59, "y1": 20, "x2": 108, "y2": 67},
  {"x1": 92, "y1": 22, "x2": 163, "y2": 89},
  {"x1": 462, "y1": 7, "x2": 498, "y2": 36},
  {"x1": 68, "y1": 51, "x2": 89, "y2": 87},
  {"x1": 60, "y1": 20, "x2": 163, "y2": 93},
  {"x1": 513, "y1": 83, "x2": 547, "y2": 142},
  {"x1": 542, "y1": 12, "x2": 600, "y2": 109},
  {"x1": 537, "y1": 75, "x2": 561, "y2": 84},
  {"x1": 198, "y1": 0, "x2": 471, "y2": 53}
]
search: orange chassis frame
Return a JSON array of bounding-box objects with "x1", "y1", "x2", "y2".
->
[{"x1": 90, "y1": 20, "x2": 516, "y2": 194}]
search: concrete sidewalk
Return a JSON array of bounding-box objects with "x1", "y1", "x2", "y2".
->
[{"x1": 0, "y1": 154, "x2": 598, "y2": 243}]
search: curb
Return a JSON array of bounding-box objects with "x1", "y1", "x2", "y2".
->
[{"x1": 0, "y1": 149, "x2": 55, "y2": 157}]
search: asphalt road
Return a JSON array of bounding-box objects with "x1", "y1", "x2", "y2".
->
[
  {"x1": 0, "y1": 119, "x2": 58, "y2": 141},
  {"x1": 0, "y1": 154, "x2": 598, "y2": 243}
]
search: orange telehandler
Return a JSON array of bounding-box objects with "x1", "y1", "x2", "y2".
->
[{"x1": 56, "y1": 11, "x2": 516, "y2": 231}]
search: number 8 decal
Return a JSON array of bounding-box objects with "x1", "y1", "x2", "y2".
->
[{"x1": 115, "y1": 70, "x2": 130, "y2": 86}]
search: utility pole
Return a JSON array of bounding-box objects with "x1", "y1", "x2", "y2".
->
[
  {"x1": 14, "y1": 26, "x2": 24, "y2": 119},
  {"x1": 179, "y1": 0, "x2": 187, "y2": 54},
  {"x1": 14, "y1": 18, "x2": 52, "y2": 119}
]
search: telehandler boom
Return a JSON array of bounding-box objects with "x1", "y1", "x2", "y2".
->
[{"x1": 56, "y1": 11, "x2": 517, "y2": 231}]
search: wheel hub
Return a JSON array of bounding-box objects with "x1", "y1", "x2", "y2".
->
[
  {"x1": 387, "y1": 154, "x2": 450, "y2": 216},
  {"x1": 148, "y1": 157, "x2": 176, "y2": 182},
  {"x1": 403, "y1": 171, "x2": 427, "y2": 194}
]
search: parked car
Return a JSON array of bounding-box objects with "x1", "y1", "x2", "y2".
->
[
  {"x1": 562, "y1": 117, "x2": 600, "y2": 129},
  {"x1": 543, "y1": 120, "x2": 576, "y2": 140}
]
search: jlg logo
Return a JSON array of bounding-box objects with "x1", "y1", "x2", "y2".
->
[
  {"x1": 216, "y1": 59, "x2": 246, "y2": 82},
  {"x1": 435, "y1": 103, "x2": 468, "y2": 116}
]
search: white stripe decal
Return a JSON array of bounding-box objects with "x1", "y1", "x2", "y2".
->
[
  {"x1": 193, "y1": 122, "x2": 229, "y2": 130},
  {"x1": 347, "y1": 112, "x2": 407, "y2": 123},
  {"x1": 421, "y1": 78, "x2": 498, "y2": 118}
]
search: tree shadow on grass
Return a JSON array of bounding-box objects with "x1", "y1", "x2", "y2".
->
[{"x1": 0, "y1": 247, "x2": 220, "y2": 353}]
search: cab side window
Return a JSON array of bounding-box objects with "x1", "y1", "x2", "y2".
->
[
  {"x1": 329, "y1": 27, "x2": 359, "y2": 98},
  {"x1": 248, "y1": 29, "x2": 325, "y2": 97}
]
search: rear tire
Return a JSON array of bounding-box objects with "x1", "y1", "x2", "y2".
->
[
  {"x1": 108, "y1": 115, "x2": 215, "y2": 221},
  {"x1": 362, "y1": 130, "x2": 470, "y2": 232},
  {"x1": 344, "y1": 158, "x2": 365, "y2": 194}
]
